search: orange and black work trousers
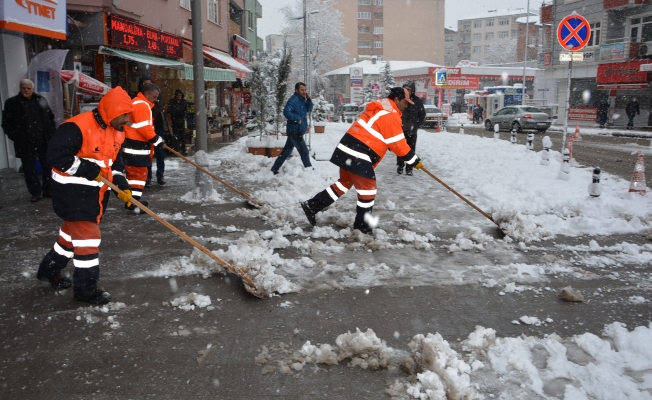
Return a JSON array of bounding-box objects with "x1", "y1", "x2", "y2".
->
[
  {"x1": 37, "y1": 220, "x2": 101, "y2": 294},
  {"x1": 125, "y1": 165, "x2": 149, "y2": 200},
  {"x1": 306, "y1": 168, "x2": 377, "y2": 229}
]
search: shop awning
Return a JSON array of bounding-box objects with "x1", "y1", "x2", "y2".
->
[
  {"x1": 98, "y1": 46, "x2": 185, "y2": 69},
  {"x1": 183, "y1": 65, "x2": 236, "y2": 82},
  {"x1": 202, "y1": 46, "x2": 251, "y2": 75}
]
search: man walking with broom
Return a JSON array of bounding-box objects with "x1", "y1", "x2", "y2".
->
[
  {"x1": 300, "y1": 87, "x2": 423, "y2": 234},
  {"x1": 36, "y1": 87, "x2": 134, "y2": 305}
]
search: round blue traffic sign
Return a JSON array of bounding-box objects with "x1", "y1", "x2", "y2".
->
[{"x1": 557, "y1": 14, "x2": 591, "y2": 51}]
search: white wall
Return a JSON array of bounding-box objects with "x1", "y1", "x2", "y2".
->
[{"x1": 0, "y1": 33, "x2": 29, "y2": 170}]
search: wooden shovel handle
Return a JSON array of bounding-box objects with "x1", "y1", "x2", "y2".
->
[
  {"x1": 420, "y1": 167, "x2": 499, "y2": 227},
  {"x1": 100, "y1": 177, "x2": 256, "y2": 288},
  {"x1": 164, "y1": 145, "x2": 260, "y2": 207}
]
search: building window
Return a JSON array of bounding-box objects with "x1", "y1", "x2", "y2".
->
[
  {"x1": 474, "y1": 20, "x2": 482, "y2": 28},
  {"x1": 445, "y1": 47, "x2": 453, "y2": 55},
  {"x1": 374, "y1": 12, "x2": 383, "y2": 19},
  {"x1": 445, "y1": 35, "x2": 453, "y2": 42},
  {"x1": 499, "y1": 18, "x2": 510, "y2": 26},
  {"x1": 486, "y1": 19, "x2": 494, "y2": 27},
  {"x1": 498, "y1": 31, "x2": 509, "y2": 39},
  {"x1": 374, "y1": 0, "x2": 384, "y2": 5},
  {"x1": 358, "y1": 40, "x2": 371, "y2": 48},
  {"x1": 247, "y1": 10, "x2": 254, "y2": 29},
  {"x1": 358, "y1": 12, "x2": 371, "y2": 19},
  {"x1": 629, "y1": 15, "x2": 652, "y2": 43},
  {"x1": 180, "y1": 0, "x2": 191, "y2": 11},
  {"x1": 473, "y1": 46, "x2": 481, "y2": 53},
  {"x1": 374, "y1": 26, "x2": 384, "y2": 34},
  {"x1": 375, "y1": 41, "x2": 383, "y2": 48},
  {"x1": 588, "y1": 22, "x2": 601, "y2": 46},
  {"x1": 463, "y1": 23, "x2": 471, "y2": 30},
  {"x1": 529, "y1": 35, "x2": 537, "y2": 46},
  {"x1": 485, "y1": 32, "x2": 494, "y2": 40},
  {"x1": 512, "y1": 28, "x2": 518, "y2": 37},
  {"x1": 358, "y1": 25, "x2": 371, "y2": 33},
  {"x1": 358, "y1": 0, "x2": 371, "y2": 4},
  {"x1": 485, "y1": 45, "x2": 491, "y2": 52},
  {"x1": 208, "y1": 0, "x2": 219, "y2": 24},
  {"x1": 473, "y1": 33, "x2": 481, "y2": 41}
]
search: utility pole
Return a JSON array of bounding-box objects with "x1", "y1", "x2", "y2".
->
[
  {"x1": 192, "y1": 0, "x2": 206, "y2": 152},
  {"x1": 521, "y1": 0, "x2": 530, "y2": 105}
]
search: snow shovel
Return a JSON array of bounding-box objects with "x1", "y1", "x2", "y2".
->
[
  {"x1": 100, "y1": 177, "x2": 266, "y2": 298},
  {"x1": 164, "y1": 145, "x2": 262, "y2": 209},
  {"x1": 420, "y1": 167, "x2": 499, "y2": 228}
]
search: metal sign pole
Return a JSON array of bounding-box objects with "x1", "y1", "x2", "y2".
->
[{"x1": 561, "y1": 59, "x2": 572, "y2": 153}]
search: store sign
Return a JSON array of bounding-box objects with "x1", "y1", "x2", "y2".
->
[
  {"x1": 599, "y1": 43, "x2": 625, "y2": 61},
  {"x1": 350, "y1": 67, "x2": 363, "y2": 87},
  {"x1": 232, "y1": 36, "x2": 249, "y2": 65},
  {"x1": 444, "y1": 75, "x2": 479, "y2": 90},
  {"x1": 0, "y1": 0, "x2": 67, "y2": 40},
  {"x1": 597, "y1": 61, "x2": 650, "y2": 84},
  {"x1": 109, "y1": 16, "x2": 183, "y2": 59},
  {"x1": 568, "y1": 106, "x2": 596, "y2": 122}
]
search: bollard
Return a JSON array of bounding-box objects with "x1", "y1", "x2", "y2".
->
[
  {"x1": 540, "y1": 136, "x2": 552, "y2": 165},
  {"x1": 510, "y1": 129, "x2": 517, "y2": 144},
  {"x1": 460, "y1": 124, "x2": 465, "y2": 135},
  {"x1": 494, "y1": 124, "x2": 500, "y2": 141},
  {"x1": 588, "y1": 167, "x2": 602, "y2": 197},
  {"x1": 558, "y1": 148, "x2": 571, "y2": 181},
  {"x1": 526, "y1": 133, "x2": 534, "y2": 151}
]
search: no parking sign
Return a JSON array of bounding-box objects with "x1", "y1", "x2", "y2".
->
[{"x1": 557, "y1": 13, "x2": 591, "y2": 51}]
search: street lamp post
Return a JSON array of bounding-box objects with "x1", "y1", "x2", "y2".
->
[
  {"x1": 294, "y1": 4, "x2": 319, "y2": 152},
  {"x1": 522, "y1": 0, "x2": 530, "y2": 105}
]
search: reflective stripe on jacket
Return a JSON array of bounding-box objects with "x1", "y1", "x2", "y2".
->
[
  {"x1": 123, "y1": 93, "x2": 163, "y2": 166},
  {"x1": 330, "y1": 98, "x2": 420, "y2": 179}
]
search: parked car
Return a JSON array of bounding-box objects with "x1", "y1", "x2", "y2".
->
[
  {"x1": 484, "y1": 105, "x2": 551, "y2": 133},
  {"x1": 423, "y1": 106, "x2": 447, "y2": 128},
  {"x1": 341, "y1": 103, "x2": 363, "y2": 123}
]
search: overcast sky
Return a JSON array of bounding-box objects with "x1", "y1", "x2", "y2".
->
[{"x1": 258, "y1": 0, "x2": 532, "y2": 40}]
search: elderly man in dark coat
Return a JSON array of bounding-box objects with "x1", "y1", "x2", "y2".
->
[{"x1": 2, "y1": 78, "x2": 56, "y2": 202}]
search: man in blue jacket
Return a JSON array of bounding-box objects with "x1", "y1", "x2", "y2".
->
[{"x1": 271, "y1": 82, "x2": 313, "y2": 174}]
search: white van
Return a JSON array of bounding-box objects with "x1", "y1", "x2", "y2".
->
[{"x1": 341, "y1": 103, "x2": 363, "y2": 123}]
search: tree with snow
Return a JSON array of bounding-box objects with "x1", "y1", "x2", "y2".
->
[
  {"x1": 273, "y1": 45, "x2": 292, "y2": 137},
  {"x1": 312, "y1": 92, "x2": 330, "y2": 123},
  {"x1": 280, "y1": 0, "x2": 350, "y2": 93},
  {"x1": 471, "y1": 38, "x2": 518, "y2": 65},
  {"x1": 361, "y1": 82, "x2": 377, "y2": 103},
  {"x1": 379, "y1": 62, "x2": 395, "y2": 98}
]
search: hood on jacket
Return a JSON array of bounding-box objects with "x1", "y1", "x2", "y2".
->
[
  {"x1": 174, "y1": 89, "x2": 185, "y2": 99},
  {"x1": 98, "y1": 87, "x2": 133, "y2": 126}
]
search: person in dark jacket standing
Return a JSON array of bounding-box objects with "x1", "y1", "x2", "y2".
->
[
  {"x1": 626, "y1": 97, "x2": 640, "y2": 130},
  {"x1": 597, "y1": 98, "x2": 610, "y2": 128},
  {"x1": 271, "y1": 82, "x2": 313, "y2": 175},
  {"x1": 396, "y1": 81, "x2": 425, "y2": 176},
  {"x1": 167, "y1": 89, "x2": 188, "y2": 155},
  {"x1": 36, "y1": 87, "x2": 134, "y2": 304},
  {"x1": 1, "y1": 79, "x2": 56, "y2": 202}
]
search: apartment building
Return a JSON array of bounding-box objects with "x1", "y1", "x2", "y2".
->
[
  {"x1": 333, "y1": 0, "x2": 445, "y2": 69},
  {"x1": 457, "y1": 9, "x2": 535, "y2": 65},
  {"x1": 540, "y1": 0, "x2": 652, "y2": 126},
  {"x1": 265, "y1": 34, "x2": 285, "y2": 54},
  {"x1": 445, "y1": 28, "x2": 459, "y2": 67}
]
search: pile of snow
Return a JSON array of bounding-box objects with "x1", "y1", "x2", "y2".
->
[
  {"x1": 169, "y1": 292, "x2": 212, "y2": 311},
  {"x1": 256, "y1": 323, "x2": 652, "y2": 399}
]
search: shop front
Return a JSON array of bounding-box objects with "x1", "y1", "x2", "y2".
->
[{"x1": 597, "y1": 60, "x2": 652, "y2": 127}]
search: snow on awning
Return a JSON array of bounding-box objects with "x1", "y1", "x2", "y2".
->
[
  {"x1": 183, "y1": 65, "x2": 236, "y2": 82},
  {"x1": 59, "y1": 70, "x2": 110, "y2": 96},
  {"x1": 98, "y1": 46, "x2": 185, "y2": 69},
  {"x1": 202, "y1": 47, "x2": 251, "y2": 76}
]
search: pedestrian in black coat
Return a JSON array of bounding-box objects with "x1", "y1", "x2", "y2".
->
[
  {"x1": 1, "y1": 79, "x2": 56, "y2": 202},
  {"x1": 625, "y1": 98, "x2": 640, "y2": 130},
  {"x1": 396, "y1": 81, "x2": 426, "y2": 176},
  {"x1": 597, "y1": 99, "x2": 609, "y2": 128},
  {"x1": 167, "y1": 89, "x2": 188, "y2": 154}
]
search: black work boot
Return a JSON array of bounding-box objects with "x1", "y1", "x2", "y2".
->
[
  {"x1": 74, "y1": 288, "x2": 111, "y2": 305},
  {"x1": 126, "y1": 200, "x2": 148, "y2": 213},
  {"x1": 37, "y1": 272, "x2": 72, "y2": 289},
  {"x1": 301, "y1": 202, "x2": 317, "y2": 226},
  {"x1": 397, "y1": 165, "x2": 404, "y2": 175},
  {"x1": 405, "y1": 168, "x2": 413, "y2": 176}
]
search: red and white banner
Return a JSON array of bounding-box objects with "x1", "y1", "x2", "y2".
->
[
  {"x1": 568, "y1": 106, "x2": 596, "y2": 122},
  {"x1": 597, "y1": 61, "x2": 651, "y2": 84},
  {"x1": 59, "y1": 70, "x2": 110, "y2": 97}
]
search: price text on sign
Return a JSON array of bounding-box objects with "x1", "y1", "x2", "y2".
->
[
  {"x1": 557, "y1": 14, "x2": 591, "y2": 51},
  {"x1": 109, "y1": 16, "x2": 183, "y2": 59},
  {"x1": 568, "y1": 106, "x2": 596, "y2": 122}
]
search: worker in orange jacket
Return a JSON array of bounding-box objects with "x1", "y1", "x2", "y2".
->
[
  {"x1": 301, "y1": 87, "x2": 423, "y2": 234},
  {"x1": 37, "y1": 87, "x2": 134, "y2": 305},
  {"x1": 122, "y1": 83, "x2": 165, "y2": 211}
]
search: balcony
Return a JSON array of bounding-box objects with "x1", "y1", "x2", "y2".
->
[
  {"x1": 604, "y1": 0, "x2": 649, "y2": 9},
  {"x1": 230, "y1": 20, "x2": 242, "y2": 36},
  {"x1": 255, "y1": 0, "x2": 262, "y2": 18}
]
